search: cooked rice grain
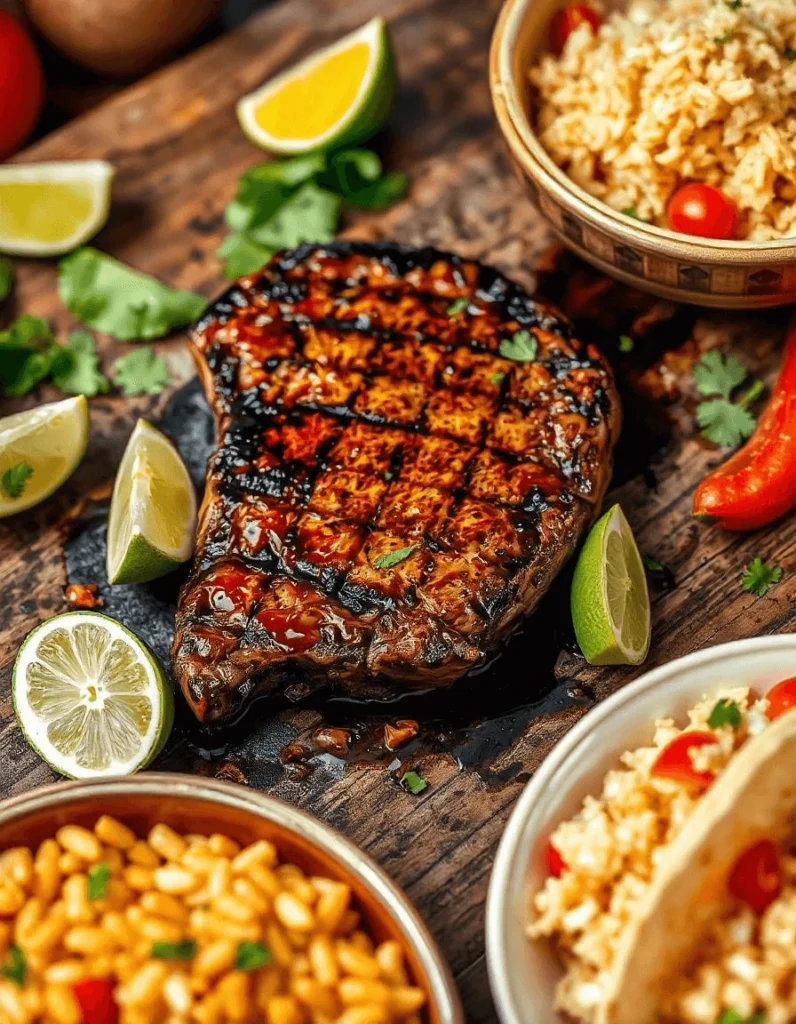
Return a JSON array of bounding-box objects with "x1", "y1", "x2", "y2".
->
[{"x1": 530, "y1": 0, "x2": 796, "y2": 240}]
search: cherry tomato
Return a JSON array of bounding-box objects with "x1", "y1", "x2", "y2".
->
[
  {"x1": 728, "y1": 839, "x2": 782, "y2": 915},
  {"x1": 667, "y1": 183, "x2": 739, "y2": 240},
  {"x1": 546, "y1": 839, "x2": 567, "y2": 878},
  {"x1": 72, "y1": 977, "x2": 118, "y2": 1024},
  {"x1": 549, "y1": 4, "x2": 602, "y2": 55},
  {"x1": 0, "y1": 11, "x2": 45, "y2": 159},
  {"x1": 765, "y1": 677, "x2": 796, "y2": 720},
  {"x1": 650, "y1": 731, "x2": 717, "y2": 789}
]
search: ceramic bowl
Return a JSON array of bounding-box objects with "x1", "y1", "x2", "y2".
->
[
  {"x1": 485, "y1": 633, "x2": 796, "y2": 1024},
  {"x1": 0, "y1": 773, "x2": 464, "y2": 1024},
  {"x1": 489, "y1": 0, "x2": 796, "y2": 308}
]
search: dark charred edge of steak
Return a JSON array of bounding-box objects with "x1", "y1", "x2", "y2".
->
[{"x1": 175, "y1": 242, "x2": 621, "y2": 724}]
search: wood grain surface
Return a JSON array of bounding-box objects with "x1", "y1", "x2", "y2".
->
[{"x1": 1, "y1": 0, "x2": 795, "y2": 1020}]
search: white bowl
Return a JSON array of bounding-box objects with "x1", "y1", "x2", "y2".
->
[{"x1": 485, "y1": 634, "x2": 796, "y2": 1024}]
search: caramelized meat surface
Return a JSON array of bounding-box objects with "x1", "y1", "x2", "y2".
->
[{"x1": 173, "y1": 243, "x2": 621, "y2": 723}]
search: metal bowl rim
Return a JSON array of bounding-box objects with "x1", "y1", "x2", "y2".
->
[
  {"x1": 0, "y1": 773, "x2": 463, "y2": 1024},
  {"x1": 485, "y1": 633, "x2": 796, "y2": 1024}
]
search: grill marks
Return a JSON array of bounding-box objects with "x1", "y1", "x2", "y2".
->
[{"x1": 173, "y1": 243, "x2": 620, "y2": 723}]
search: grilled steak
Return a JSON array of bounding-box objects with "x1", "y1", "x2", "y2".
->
[{"x1": 173, "y1": 242, "x2": 620, "y2": 723}]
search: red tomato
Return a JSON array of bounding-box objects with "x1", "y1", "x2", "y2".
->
[
  {"x1": 549, "y1": 4, "x2": 602, "y2": 54},
  {"x1": 546, "y1": 840, "x2": 567, "y2": 878},
  {"x1": 766, "y1": 677, "x2": 796, "y2": 720},
  {"x1": 71, "y1": 978, "x2": 118, "y2": 1024},
  {"x1": 667, "y1": 183, "x2": 739, "y2": 240},
  {"x1": 650, "y1": 731, "x2": 717, "y2": 789},
  {"x1": 728, "y1": 839, "x2": 782, "y2": 915},
  {"x1": 0, "y1": 11, "x2": 44, "y2": 159}
]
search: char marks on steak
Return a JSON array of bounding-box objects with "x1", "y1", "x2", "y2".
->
[{"x1": 173, "y1": 243, "x2": 620, "y2": 723}]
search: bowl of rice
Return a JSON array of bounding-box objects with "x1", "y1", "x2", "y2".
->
[
  {"x1": 0, "y1": 774, "x2": 464, "y2": 1024},
  {"x1": 485, "y1": 632, "x2": 796, "y2": 1024},
  {"x1": 489, "y1": 0, "x2": 796, "y2": 307}
]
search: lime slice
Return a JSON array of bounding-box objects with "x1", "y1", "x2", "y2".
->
[
  {"x1": 0, "y1": 395, "x2": 89, "y2": 518},
  {"x1": 12, "y1": 611, "x2": 173, "y2": 778},
  {"x1": 107, "y1": 419, "x2": 197, "y2": 585},
  {"x1": 571, "y1": 504, "x2": 651, "y2": 666},
  {"x1": 236, "y1": 17, "x2": 396, "y2": 154},
  {"x1": 0, "y1": 161, "x2": 114, "y2": 257}
]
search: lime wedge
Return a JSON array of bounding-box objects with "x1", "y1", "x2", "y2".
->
[
  {"x1": 571, "y1": 504, "x2": 651, "y2": 666},
  {"x1": 236, "y1": 17, "x2": 396, "y2": 154},
  {"x1": 0, "y1": 161, "x2": 114, "y2": 257},
  {"x1": 107, "y1": 419, "x2": 197, "y2": 585},
  {"x1": 12, "y1": 611, "x2": 173, "y2": 778},
  {"x1": 0, "y1": 395, "x2": 89, "y2": 518}
]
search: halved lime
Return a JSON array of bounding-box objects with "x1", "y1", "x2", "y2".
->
[
  {"x1": 107, "y1": 419, "x2": 197, "y2": 585},
  {"x1": 236, "y1": 17, "x2": 396, "y2": 154},
  {"x1": 12, "y1": 611, "x2": 173, "y2": 778},
  {"x1": 0, "y1": 395, "x2": 89, "y2": 518},
  {"x1": 0, "y1": 161, "x2": 114, "y2": 257},
  {"x1": 571, "y1": 504, "x2": 651, "y2": 666}
]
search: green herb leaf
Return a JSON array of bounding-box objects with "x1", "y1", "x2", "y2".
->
[
  {"x1": 401, "y1": 770, "x2": 428, "y2": 795},
  {"x1": 642, "y1": 554, "x2": 666, "y2": 572},
  {"x1": 491, "y1": 371, "x2": 506, "y2": 385},
  {"x1": 247, "y1": 182, "x2": 342, "y2": 250},
  {"x1": 0, "y1": 945, "x2": 26, "y2": 986},
  {"x1": 708, "y1": 698, "x2": 742, "y2": 729},
  {"x1": 235, "y1": 941, "x2": 271, "y2": 971},
  {"x1": 0, "y1": 258, "x2": 13, "y2": 301},
  {"x1": 87, "y1": 862, "x2": 111, "y2": 901},
  {"x1": 693, "y1": 350, "x2": 747, "y2": 399},
  {"x1": 621, "y1": 206, "x2": 639, "y2": 218},
  {"x1": 51, "y1": 330, "x2": 111, "y2": 397},
  {"x1": 113, "y1": 347, "x2": 170, "y2": 396},
  {"x1": 742, "y1": 558, "x2": 782, "y2": 597},
  {"x1": 1, "y1": 462, "x2": 33, "y2": 500},
  {"x1": 0, "y1": 315, "x2": 57, "y2": 397},
  {"x1": 446, "y1": 297, "x2": 469, "y2": 317},
  {"x1": 696, "y1": 399, "x2": 756, "y2": 446},
  {"x1": 374, "y1": 545, "x2": 417, "y2": 570},
  {"x1": 151, "y1": 940, "x2": 197, "y2": 960},
  {"x1": 217, "y1": 233, "x2": 276, "y2": 279},
  {"x1": 716, "y1": 1012, "x2": 766, "y2": 1024},
  {"x1": 724, "y1": 0, "x2": 744, "y2": 9},
  {"x1": 499, "y1": 330, "x2": 538, "y2": 362},
  {"x1": 59, "y1": 248, "x2": 207, "y2": 341},
  {"x1": 619, "y1": 334, "x2": 634, "y2": 353}
]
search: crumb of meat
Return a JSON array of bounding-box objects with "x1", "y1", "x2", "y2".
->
[{"x1": 529, "y1": 687, "x2": 764, "y2": 1023}]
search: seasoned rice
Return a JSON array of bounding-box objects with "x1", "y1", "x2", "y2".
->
[{"x1": 529, "y1": 0, "x2": 796, "y2": 240}]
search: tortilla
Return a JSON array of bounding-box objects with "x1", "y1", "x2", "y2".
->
[{"x1": 600, "y1": 706, "x2": 796, "y2": 1024}]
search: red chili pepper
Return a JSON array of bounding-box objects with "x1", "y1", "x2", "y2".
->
[
  {"x1": 693, "y1": 314, "x2": 796, "y2": 531},
  {"x1": 546, "y1": 839, "x2": 568, "y2": 878},
  {"x1": 549, "y1": 4, "x2": 602, "y2": 54},
  {"x1": 71, "y1": 978, "x2": 118, "y2": 1024},
  {"x1": 650, "y1": 731, "x2": 717, "y2": 789},
  {"x1": 766, "y1": 676, "x2": 796, "y2": 720},
  {"x1": 728, "y1": 838, "x2": 782, "y2": 914}
]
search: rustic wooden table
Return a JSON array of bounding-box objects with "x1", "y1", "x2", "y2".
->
[{"x1": 1, "y1": 0, "x2": 795, "y2": 1020}]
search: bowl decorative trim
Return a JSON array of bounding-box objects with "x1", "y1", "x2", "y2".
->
[{"x1": 489, "y1": 0, "x2": 796, "y2": 308}]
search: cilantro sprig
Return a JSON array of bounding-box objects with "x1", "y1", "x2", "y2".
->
[
  {"x1": 1, "y1": 462, "x2": 33, "y2": 500},
  {"x1": 692, "y1": 351, "x2": 764, "y2": 446},
  {"x1": 0, "y1": 316, "x2": 110, "y2": 398},
  {"x1": 708, "y1": 698, "x2": 742, "y2": 729},
  {"x1": 499, "y1": 330, "x2": 538, "y2": 362},
  {"x1": 87, "y1": 862, "x2": 111, "y2": 901},
  {"x1": 374, "y1": 545, "x2": 417, "y2": 570},
  {"x1": 113, "y1": 347, "x2": 169, "y2": 396},
  {"x1": 235, "y1": 941, "x2": 270, "y2": 971},
  {"x1": 218, "y1": 149, "x2": 408, "y2": 278},
  {"x1": 742, "y1": 558, "x2": 782, "y2": 596},
  {"x1": 151, "y1": 940, "x2": 197, "y2": 960}
]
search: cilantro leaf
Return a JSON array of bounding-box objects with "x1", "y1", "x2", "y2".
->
[
  {"x1": 113, "y1": 347, "x2": 169, "y2": 396},
  {"x1": 59, "y1": 248, "x2": 207, "y2": 341},
  {"x1": 742, "y1": 558, "x2": 782, "y2": 597},
  {"x1": 708, "y1": 698, "x2": 742, "y2": 729},
  {"x1": 248, "y1": 182, "x2": 342, "y2": 249},
  {"x1": 0, "y1": 315, "x2": 57, "y2": 397},
  {"x1": 374, "y1": 545, "x2": 417, "y2": 569},
  {"x1": 696, "y1": 399, "x2": 756, "y2": 446},
  {"x1": 151, "y1": 940, "x2": 197, "y2": 960},
  {"x1": 217, "y1": 233, "x2": 276, "y2": 279},
  {"x1": 51, "y1": 330, "x2": 111, "y2": 397},
  {"x1": 401, "y1": 770, "x2": 428, "y2": 795},
  {"x1": 235, "y1": 941, "x2": 271, "y2": 971},
  {"x1": 499, "y1": 330, "x2": 538, "y2": 362},
  {"x1": 621, "y1": 206, "x2": 639, "y2": 218},
  {"x1": 619, "y1": 334, "x2": 634, "y2": 353},
  {"x1": 0, "y1": 945, "x2": 25, "y2": 986},
  {"x1": 447, "y1": 297, "x2": 469, "y2": 316},
  {"x1": 87, "y1": 862, "x2": 111, "y2": 901},
  {"x1": 642, "y1": 554, "x2": 666, "y2": 572},
  {"x1": 693, "y1": 350, "x2": 747, "y2": 399},
  {"x1": 0, "y1": 258, "x2": 12, "y2": 301},
  {"x1": 1, "y1": 462, "x2": 33, "y2": 500}
]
